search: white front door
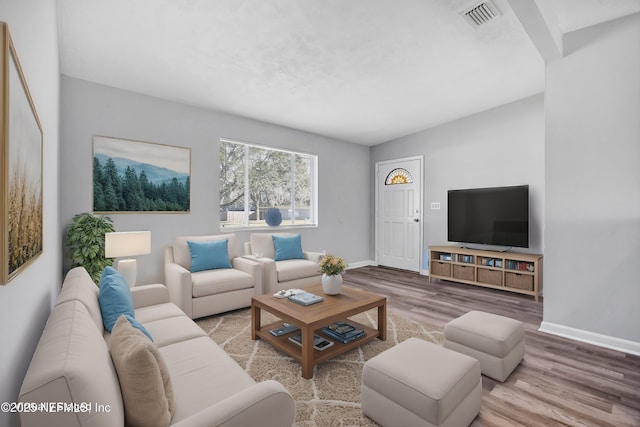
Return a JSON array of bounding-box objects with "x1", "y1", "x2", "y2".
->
[{"x1": 375, "y1": 157, "x2": 423, "y2": 272}]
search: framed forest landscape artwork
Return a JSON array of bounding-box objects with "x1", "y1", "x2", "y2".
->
[
  {"x1": 1, "y1": 23, "x2": 44, "y2": 284},
  {"x1": 93, "y1": 136, "x2": 191, "y2": 213}
]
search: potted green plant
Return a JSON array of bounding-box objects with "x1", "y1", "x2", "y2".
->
[{"x1": 66, "y1": 212, "x2": 115, "y2": 284}]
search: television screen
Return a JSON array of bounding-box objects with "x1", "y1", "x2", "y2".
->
[{"x1": 447, "y1": 185, "x2": 529, "y2": 248}]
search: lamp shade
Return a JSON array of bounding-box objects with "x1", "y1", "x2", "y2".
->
[{"x1": 105, "y1": 231, "x2": 151, "y2": 258}]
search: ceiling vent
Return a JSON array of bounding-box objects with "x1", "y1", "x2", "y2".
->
[{"x1": 461, "y1": 1, "x2": 501, "y2": 28}]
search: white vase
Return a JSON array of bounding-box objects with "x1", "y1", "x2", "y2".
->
[{"x1": 321, "y1": 273, "x2": 343, "y2": 295}]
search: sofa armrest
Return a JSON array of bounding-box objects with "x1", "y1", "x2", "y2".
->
[
  {"x1": 164, "y1": 262, "x2": 194, "y2": 318},
  {"x1": 304, "y1": 251, "x2": 324, "y2": 263},
  {"x1": 131, "y1": 284, "x2": 170, "y2": 308},
  {"x1": 249, "y1": 257, "x2": 278, "y2": 295},
  {"x1": 170, "y1": 380, "x2": 295, "y2": 427},
  {"x1": 232, "y1": 257, "x2": 263, "y2": 295}
]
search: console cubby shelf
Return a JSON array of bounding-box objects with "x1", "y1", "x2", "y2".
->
[{"x1": 429, "y1": 246, "x2": 543, "y2": 302}]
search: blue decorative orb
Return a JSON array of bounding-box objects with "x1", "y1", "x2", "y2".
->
[{"x1": 265, "y1": 208, "x2": 282, "y2": 226}]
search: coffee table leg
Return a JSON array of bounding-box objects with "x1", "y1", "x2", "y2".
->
[
  {"x1": 251, "y1": 304, "x2": 260, "y2": 340},
  {"x1": 301, "y1": 327, "x2": 314, "y2": 379},
  {"x1": 378, "y1": 302, "x2": 387, "y2": 341}
]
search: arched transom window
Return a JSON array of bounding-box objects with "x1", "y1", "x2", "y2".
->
[{"x1": 385, "y1": 168, "x2": 413, "y2": 185}]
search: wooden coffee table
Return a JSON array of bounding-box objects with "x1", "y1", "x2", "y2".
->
[{"x1": 251, "y1": 284, "x2": 387, "y2": 379}]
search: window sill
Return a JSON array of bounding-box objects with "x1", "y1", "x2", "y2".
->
[{"x1": 219, "y1": 224, "x2": 318, "y2": 233}]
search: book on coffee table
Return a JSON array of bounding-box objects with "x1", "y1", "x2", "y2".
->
[
  {"x1": 288, "y1": 291, "x2": 324, "y2": 306},
  {"x1": 322, "y1": 321, "x2": 366, "y2": 344}
]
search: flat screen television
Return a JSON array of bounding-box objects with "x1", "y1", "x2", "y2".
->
[{"x1": 447, "y1": 185, "x2": 529, "y2": 248}]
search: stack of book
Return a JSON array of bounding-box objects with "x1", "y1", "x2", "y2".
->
[{"x1": 322, "y1": 321, "x2": 365, "y2": 344}]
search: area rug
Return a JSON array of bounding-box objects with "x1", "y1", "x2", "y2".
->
[{"x1": 196, "y1": 308, "x2": 444, "y2": 427}]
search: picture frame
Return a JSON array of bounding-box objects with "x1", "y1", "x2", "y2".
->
[
  {"x1": 93, "y1": 135, "x2": 191, "y2": 213},
  {"x1": 1, "y1": 22, "x2": 44, "y2": 284}
]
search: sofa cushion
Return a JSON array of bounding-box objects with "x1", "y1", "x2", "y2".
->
[
  {"x1": 158, "y1": 336, "x2": 256, "y2": 423},
  {"x1": 173, "y1": 234, "x2": 238, "y2": 270},
  {"x1": 138, "y1": 316, "x2": 207, "y2": 348},
  {"x1": 187, "y1": 239, "x2": 232, "y2": 272},
  {"x1": 55, "y1": 266, "x2": 104, "y2": 331},
  {"x1": 19, "y1": 301, "x2": 125, "y2": 427},
  {"x1": 109, "y1": 315, "x2": 175, "y2": 427},
  {"x1": 273, "y1": 234, "x2": 304, "y2": 261},
  {"x1": 135, "y1": 302, "x2": 187, "y2": 324},
  {"x1": 191, "y1": 268, "x2": 255, "y2": 298},
  {"x1": 99, "y1": 267, "x2": 135, "y2": 330},
  {"x1": 276, "y1": 259, "x2": 321, "y2": 282}
]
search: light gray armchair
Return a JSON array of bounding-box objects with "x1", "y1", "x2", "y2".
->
[
  {"x1": 164, "y1": 233, "x2": 262, "y2": 319},
  {"x1": 244, "y1": 232, "x2": 323, "y2": 295}
]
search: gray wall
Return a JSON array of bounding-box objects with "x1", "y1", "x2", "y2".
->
[
  {"x1": 60, "y1": 77, "x2": 371, "y2": 285},
  {"x1": 544, "y1": 13, "x2": 640, "y2": 344},
  {"x1": 370, "y1": 94, "x2": 545, "y2": 262},
  {"x1": 0, "y1": 1, "x2": 60, "y2": 426}
]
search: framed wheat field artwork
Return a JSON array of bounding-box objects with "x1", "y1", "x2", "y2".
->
[
  {"x1": 93, "y1": 136, "x2": 191, "y2": 213},
  {"x1": 1, "y1": 23, "x2": 44, "y2": 284}
]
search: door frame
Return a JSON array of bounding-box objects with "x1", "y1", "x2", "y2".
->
[{"x1": 374, "y1": 155, "x2": 424, "y2": 273}]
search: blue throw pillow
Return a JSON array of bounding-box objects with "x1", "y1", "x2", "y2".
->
[
  {"x1": 122, "y1": 314, "x2": 154, "y2": 341},
  {"x1": 99, "y1": 267, "x2": 135, "y2": 332},
  {"x1": 273, "y1": 234, "x2": 304, "y2": 261},
  {"x1": 187, "y1": 239, "x2": 232, "y2": 272}
]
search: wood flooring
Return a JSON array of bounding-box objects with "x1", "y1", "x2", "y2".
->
[{"x1": 343, "y1": 266, "x2": 640, "y2": 427}]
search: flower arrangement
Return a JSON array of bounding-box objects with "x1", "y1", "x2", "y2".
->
[{"x1": 319, "y1": 253, "x2": 347, "y2": 276}]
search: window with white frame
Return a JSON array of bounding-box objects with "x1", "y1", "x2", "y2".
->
[{"x1": 219, "y1": 139, "x2": 317, "y2": 229}]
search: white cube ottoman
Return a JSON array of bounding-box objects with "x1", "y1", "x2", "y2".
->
[
  {"x1": 444, "y1": 311, "x2": 524, "y2": 382},
  {"x1": 361, "y1": 338, "x2": 482, "y2": 427}
]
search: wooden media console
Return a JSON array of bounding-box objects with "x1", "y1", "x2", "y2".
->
[{"x1": 429, "y1": 246, "x2": 543, "y2": 302}]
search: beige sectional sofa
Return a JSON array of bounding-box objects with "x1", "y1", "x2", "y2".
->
[{"x1": 19, "y1": 267, "x2": 295, "y2": 427}]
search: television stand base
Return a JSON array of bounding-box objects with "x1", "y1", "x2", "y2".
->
[{"x1": 428, "y1": 246, "x2": 542, "y2": 302}]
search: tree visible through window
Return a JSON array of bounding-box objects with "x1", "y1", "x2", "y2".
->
[{"x1": 220, "y1": 139, "x2": 317, "y2": 228}]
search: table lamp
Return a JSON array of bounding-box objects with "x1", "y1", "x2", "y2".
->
[{"x1": 105, "y1": 231, "x2": 151, "y2": 287}]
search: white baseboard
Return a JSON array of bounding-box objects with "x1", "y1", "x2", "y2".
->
[
  {"x1": 345, "y1": 260, "x2": 376, "y2": 270},
  {"x1": 539, "y1": 321, "x2": 640, "y2": 356},
  {"x1": 346, "y1": 261, "x2": 430, "y2": 276}
]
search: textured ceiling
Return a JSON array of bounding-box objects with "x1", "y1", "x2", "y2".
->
[{"x1": 57, "y1": 0, "x2": 639, "y2": 145}]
